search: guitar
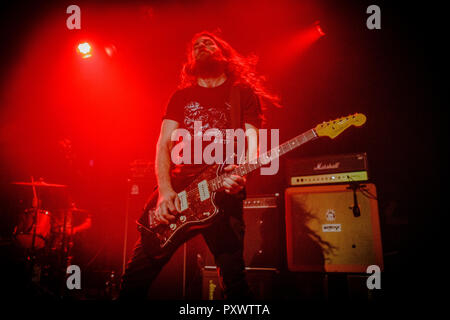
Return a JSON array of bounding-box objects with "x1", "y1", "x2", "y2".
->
[{"x1": 137, "y1": 113, "x2": 367, "y2": 258}]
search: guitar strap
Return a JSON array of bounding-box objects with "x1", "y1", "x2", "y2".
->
[
  {"x1": 230, "y1": 85, "x2": 241, "y2": 130},
  {"x1": 229, "y1": 85, "x2": 247, "y2": 201}
]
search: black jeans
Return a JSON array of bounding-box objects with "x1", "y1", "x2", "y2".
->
[{"x1": 119, "y1": 194, "x2": 252, "y2": 300}]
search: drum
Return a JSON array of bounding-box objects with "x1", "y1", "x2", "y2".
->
[{"x1": 14, "y1": 208, "x2": 51, "y2": 249}]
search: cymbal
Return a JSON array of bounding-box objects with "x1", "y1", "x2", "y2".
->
[{"x1": 11, "y1": 181, "x2": 67, "y2": 188}]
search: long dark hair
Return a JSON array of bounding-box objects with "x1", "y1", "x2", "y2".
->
[{"x1": 179, "y1": 31, "x2": 281, "y2": 110}]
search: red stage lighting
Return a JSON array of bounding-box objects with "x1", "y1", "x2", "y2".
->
[{"x1": 77, "y1": 42, "x2": 92, "y2": 58}]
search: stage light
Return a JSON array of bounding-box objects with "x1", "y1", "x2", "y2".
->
[
  {"x1": 314, "y1": 21, "x2": 326, "y2": 37},
  {"x1": 104, "y1": 44, "x2": 117, "y2": 58},
  {"x1": 77, "y1": 42, "x2": 92, "y2": 58}
]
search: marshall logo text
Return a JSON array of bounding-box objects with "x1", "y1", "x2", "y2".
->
[{"x1": 313, "y1": 162, "x2": 341, "y2": 171}]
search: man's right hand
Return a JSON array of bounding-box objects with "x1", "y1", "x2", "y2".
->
[{"x1": 155, "y1": 189, "x2": 181, "y2": 224}]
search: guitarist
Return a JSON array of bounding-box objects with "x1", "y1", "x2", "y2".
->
[{"x1": 119, "y1": 31, "x2": 278, "y2": 299}]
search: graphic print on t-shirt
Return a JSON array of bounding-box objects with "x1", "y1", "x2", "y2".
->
[
  {"x1": 163, "y1": 83, "x2": 263, "y2": 178},
  {"x1": 183, "y1": 100, "x2": 231, "y2": 139}
]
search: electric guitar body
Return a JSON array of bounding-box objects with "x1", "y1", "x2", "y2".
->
[{"x1": 137, "y1": 163, "x2": 226, "y2": 258}]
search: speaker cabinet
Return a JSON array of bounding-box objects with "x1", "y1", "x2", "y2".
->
[
  {"x1": 196, "y1": 194, "x2": 282, "y2": 269},
  {"x1": 243, "y1": 194, "x2": 282, "y2": 268},
  {"x1": 285, "y1": 184, "x2": 383, "y2": 273}
]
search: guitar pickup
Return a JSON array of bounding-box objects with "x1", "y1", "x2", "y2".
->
[
  {"x1": 198, "y1": 180, "x2": 210, "y2": 201},
  {"x1": 178, "y1": 191, "x2": 188, "y2": 211}
]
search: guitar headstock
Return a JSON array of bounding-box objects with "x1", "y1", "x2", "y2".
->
[{"x1": 314, "y1": 113, "x2": 367, "y2": 139}]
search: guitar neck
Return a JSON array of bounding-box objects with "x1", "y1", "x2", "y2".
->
[{"x1": 209, "y1": 128, "x2": 318, "y2": 191}]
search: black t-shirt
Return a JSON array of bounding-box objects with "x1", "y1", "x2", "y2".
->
[{"x1": 162, "y1": 79, "x2": 262, "y2": 183}]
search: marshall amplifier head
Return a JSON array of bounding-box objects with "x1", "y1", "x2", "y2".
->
[{"x1": 286, "y1": 152, "x2": 369, "y2": 186}]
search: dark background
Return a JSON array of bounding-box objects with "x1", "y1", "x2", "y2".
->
[{"x1": 0, "y1": 0, "x2": 436, "y2": 301}]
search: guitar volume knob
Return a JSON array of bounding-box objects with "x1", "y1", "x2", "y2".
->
[{"x1": 180, "y1": 216, "x2": 186, "y2": 223}]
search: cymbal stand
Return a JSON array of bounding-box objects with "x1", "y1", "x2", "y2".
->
[
  {"x1": 30, "y1": 177, "x2": 40, "y2": 253},
  {"x1": 60, "y1": 208, "x2": 73, "y2": 267}
]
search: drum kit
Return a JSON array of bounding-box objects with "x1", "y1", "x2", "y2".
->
[{"x1": 10, "y1": 177, "x2": 91, "y2": 291}]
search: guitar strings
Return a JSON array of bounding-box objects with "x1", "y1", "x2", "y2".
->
[{"x1": 174, "y1": 131, "x2": 314, "y2": 209}]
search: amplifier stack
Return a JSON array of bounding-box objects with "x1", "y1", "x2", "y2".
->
[{"x1": 284, "y1": 152, "x2": 383, "y2": 273}]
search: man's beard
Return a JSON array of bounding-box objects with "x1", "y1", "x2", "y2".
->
[{"x1": 191, "y1": 53, "x2": 227, "y2": 78}]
